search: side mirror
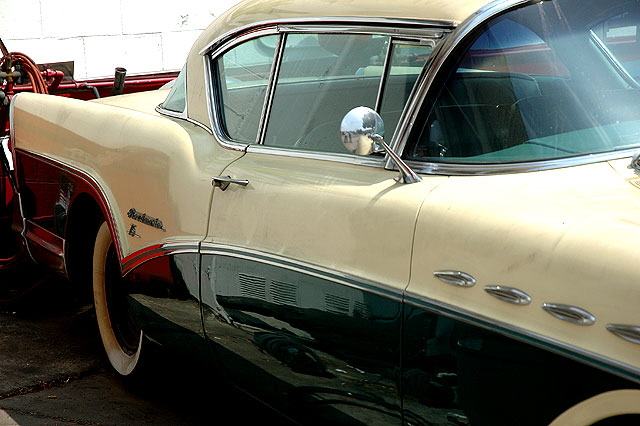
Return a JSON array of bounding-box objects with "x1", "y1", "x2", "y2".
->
[
  {"x1": 340, "y1": 106, "x2": 385, "y2": 155},
  {"x1": 340, "y1": 106, "x2": 422, "y2": 184}
]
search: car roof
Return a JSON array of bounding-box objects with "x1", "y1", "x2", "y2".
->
[
  {"x1": 190, "y1": 0, "x2": 496, "y2": 57},
  {"x1": 184, "y1": 0, "x2": 497, "y2": 125}
]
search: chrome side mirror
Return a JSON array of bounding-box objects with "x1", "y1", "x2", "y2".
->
[
  {"x1": 340, "y1": 106, "x2": 385, "y2": 155},
  {"x1": 340, "y1": 107, "x2": 422, "y2": 184}
]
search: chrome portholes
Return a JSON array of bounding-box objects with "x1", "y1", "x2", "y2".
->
[
  {"x1": 484, "y1": 286, "x2": 531, "y2": 305},
  {"x1": 606, "y1": 324, "x2": 640, "y2": 345},
  {"x1": 542, "y1": 303, "x2": 596, "y2": 326},
  {"x1": 433, "y1": 270, "x2": 476, "y2": 287}
]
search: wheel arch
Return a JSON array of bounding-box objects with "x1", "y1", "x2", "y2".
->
[{"x1": 64, "y1": 191, "x2": 115, "y2": 300}]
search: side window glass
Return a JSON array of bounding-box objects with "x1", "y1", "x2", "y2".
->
[
  {"x1": 405, "y1": 2, "x2": 640, "y2": 164},
  {"x1": 379, "y1": 42, "x2": 432, "y2": 138},
  {"x1": 263, "y1": 33, "x2": 388, "y2": 153},
  {"x1": 161, "y1": 65, "x2": 187, "y2": 113},
  {"x1": 216, "y1": 35, "x2": 278, "y2": 143},
  {"x1": 405, "y1": 18, "x2": 568, "y2": 162}
]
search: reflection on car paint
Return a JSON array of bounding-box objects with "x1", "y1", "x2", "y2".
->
[{"x1": 201, "y1": 253, "x2": 403, "y2": 425}]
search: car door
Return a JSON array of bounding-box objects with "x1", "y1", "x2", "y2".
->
[
  {"x1": 398, "y1": 3, "x2": 640, "y2": 425},
  {"x1": 199, "y1": 28, "x2": 445, "y2": 425}
]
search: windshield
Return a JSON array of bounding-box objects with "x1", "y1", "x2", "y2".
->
[{"x1": 406, "y1": 0, "x2": 640, "y2": 164}]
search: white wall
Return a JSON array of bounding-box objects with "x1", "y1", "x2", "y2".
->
[{"x1": 0, "y1": 0, "x2": 242, "y2": 79}]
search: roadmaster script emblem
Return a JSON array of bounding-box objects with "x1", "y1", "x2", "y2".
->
[{"x1": 127, "y1": 208, "x2": 167, "y2": 231}]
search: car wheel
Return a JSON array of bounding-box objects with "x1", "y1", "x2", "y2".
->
[{"x1": 93, "y1": 221, "x2": 143, "y2": 375}]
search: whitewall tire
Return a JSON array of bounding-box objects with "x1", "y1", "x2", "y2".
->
[{"x1": 93, "y1": 222, "x2": 142, "y2": 376}]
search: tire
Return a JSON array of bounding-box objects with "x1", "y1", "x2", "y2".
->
[{"x1": 93, "y1": 222, "x2": 143, "y2": 376}]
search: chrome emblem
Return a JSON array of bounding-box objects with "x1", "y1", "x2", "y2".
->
[
  {"x1": 128, "y1": 224, "x2": 141, "y2": 238},
  {"x1": 127, "y1": 208, "x2": 166, "y2": 232}
]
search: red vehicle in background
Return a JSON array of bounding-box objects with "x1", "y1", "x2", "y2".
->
[{"x1": 0, "y1": 37, "x2": 178, "y2": 293}]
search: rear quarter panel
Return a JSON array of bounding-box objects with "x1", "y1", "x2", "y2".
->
[{"x1": 11, "y1": 92, "x2": 242, "y2": 263}]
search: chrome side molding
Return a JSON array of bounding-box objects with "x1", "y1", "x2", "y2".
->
[
  {"x1": 484, "y1": 286, "x2": 531, "y2": 305},
  {"x1": 542, "y1": 303, "x2": 596, "y2": 326},
  {"x1": 606, "y1": 324, "x2": 640, "y2": 345},
  {"x1": 433, "y1": 270, "x2": 476, "y2": 287}
]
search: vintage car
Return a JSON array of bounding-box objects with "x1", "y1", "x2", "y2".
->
[
  {"x1": 0, "y1": 44, "x2": 177, "y2": 277},
  {"x1": 4, "y1": 0, "x2": 640, "y2": 424}
]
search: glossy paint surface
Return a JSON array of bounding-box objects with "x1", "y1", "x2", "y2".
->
[
  {"x1": 402, "y1": 302, "x2": 638, "y2": 426},
  {"x1": 205, "y1": 152, "x2": 446, "y2": 290},
  {"x1": 201, "y1": 249, "x2": 403, "y2": 424},
  {"x1": 11, "y1": 90, "x2": 243, "y2": 265},
  {"x1": 409, "y1": 162, "x2": 640, "y2": 379},
  {"x1": 125, "y1": 251, "x2": 208, "y2": 360}
]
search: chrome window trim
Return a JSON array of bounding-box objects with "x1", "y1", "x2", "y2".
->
[
  {"x1": 199, "y1": 17, "x2": 455, "y2": 56},
  {"x1": 155, "y1": 105, "x2": 187, "y2": 120},
  {"x1": 245, "y1": 144, "x2": 387, "y2": 168},
  {"x1": 404, "y1": 148, "x2": 640, "y2": 175},
  {"x1": 202, "y1": 20, "x2": 450, "y2": 162},
  {"x1": 256, "y1": 32, "x2": 287, "y2": 146},
  {"x1": 404, "y1": 291, "x2": 640, "y2": 384},
  {"x1": 277, "y1": 24, "x2": 446, "y2": 38},
  {"x1": 590, "y1": 30, "x2": 640, "y2": 90},
  {"x1": 156, "y1": 64, "x2": 190, "y2": 120},
  {"x1": 203, "y1": 26, "x2": 280, "y2": 151},
  {"x1": 200, "y1": 243, "x2": 404, "y2": 302},
  {"x1": 203, "y1": 47, "x2": 250, "y2": 152}
]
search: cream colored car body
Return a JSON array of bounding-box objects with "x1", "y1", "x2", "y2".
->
[{"x1": 8, "y1": 0, "x2": 640, "y2": 423}]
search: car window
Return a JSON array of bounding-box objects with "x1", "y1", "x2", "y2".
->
[
  {"x1": 263, "y1": 33, "x2": 389, "y2": 153},
  {"x1": 216, "y1": 35, "x2": 278, "y2": 143},
  {"x1": 379, "y1": 42, "x2": 432, "y2": 138},
  {"x1": 161, "y1": 65, "x2": 187, "y2": 113},
  {"x1": 591, "y1": 13, "x2": 640, "y2": 82},
  {"x1": 404, "y1": 1, "x2": 640, "y2": 164}
]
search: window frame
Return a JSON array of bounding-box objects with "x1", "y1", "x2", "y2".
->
[
  {"x1": 203, "y1": 20, "x2": 447, "y2": 165},
  {"x1": 395, "y1": 0, "x2": 640, "y2": 176}
]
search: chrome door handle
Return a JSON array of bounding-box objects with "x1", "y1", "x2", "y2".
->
[{"x1": 212, "y1": 175, "x2": 249, "y2": 191}]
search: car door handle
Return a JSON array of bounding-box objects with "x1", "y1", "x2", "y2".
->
[{"x1": 212, "y1": 175, "x2": 249, "y2": 191}]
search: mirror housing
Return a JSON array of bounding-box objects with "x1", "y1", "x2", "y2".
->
[
  {"x1": 340, "y1": 106, "x2": 422, "y2": 184},
  {"x1": 340, "y1": 106, "x2": 385, "y2": 155}
]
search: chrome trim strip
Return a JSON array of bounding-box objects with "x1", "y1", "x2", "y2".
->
[
  {"x1": 156, "y1": 103, "x2": 214, "y2": 135},
  {"x1": 405, "y1": 149, "x2": 640, "y2": 176},
  {"x1": 278, "y1": 24, "x2": 446, "y2": 38},
  {"x1": 404, "y1": 292, "x2": 640, "y2": 383},
  {"x1": 542, "y1": 303, "x2": 596, "y2": 326},
  {"x1": 256, "y1": 33, "x2": 286, "y2": 146},
  {"x1": 245, "y1": 144, "x2": 386, "y2": 168},
  {"x1": 155, "y1": 104, "x2": 187, "y2": 121},
  {"x1": 199, "y1": 17, "x2": 455, "y2": 55},
  {"x1": 204, "y1": 28, "x2": 281, "y2": 151},
  {"x1": 203, "y1": 51, "x2": 249, "y2": 152},
  {"x1": 375, "y1": 39, "x2": 395, "y2": 113},
  {"x1": 14, "y1": 149, "x2": 123, "y2": 263},
  {"x1": 607, "y1": 324, "x2": 640, "y2": 345},
  {"x1": 484, "y1": 285, "x2": 531, "y2": 305},
  {"x1": 200, "y1": 243, "x2": 403, "y2": 302},
  {"x1": 122, "y1": 241, "x2": 200, "y2": 276},
  {"x1": 590, "y1": 30, "x2": 640, "y2": 90},
  {"x1": 433, "y1": 270, "x2": 476, "y2": 287}
]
